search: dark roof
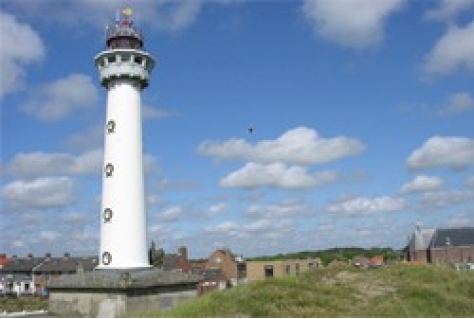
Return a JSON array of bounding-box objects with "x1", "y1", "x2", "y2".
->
[
  {"x1": 1, "y1": 258, "x2": 45, "y2": 273},
  {"x1": 33, "y1": 257, "x2": 98, "y2": 273},
  {"x1": 431, "y1": 227, "x2": 474, "y2": 248}
]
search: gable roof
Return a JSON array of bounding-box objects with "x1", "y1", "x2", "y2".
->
[
  {"x1": 431, "y1": 227, "x2": 474, "y2": 248},
  {"x1": 1, "y1": 257, "x2": 46, "y2": 273},
  {"x1": 33, "y1": 257, "x2": 98, "y2": 273},
  {"x1": 408, "y1": 228, "x2": 435, "y2": 251}
]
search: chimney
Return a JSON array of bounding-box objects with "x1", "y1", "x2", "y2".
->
[
  {"x1": 45, "y1": 252, "x2": 52, "y2": 259},
  {"x1": 64, "y1": 252, "x2": 70, "y2": 259},
  {"x1": 27, "y1": 253, "x2": 34, "y2": 258},
  {"x1": 178, "y1": 246, "x2": 188, "y2": 260}
]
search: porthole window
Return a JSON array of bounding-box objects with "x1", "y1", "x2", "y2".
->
[
  {"x1": 107, "y1": 120, "x2": 116, "y2": 133},
  {"x1": 103, "y1": 208, "x2": 113, "y2": 223},
  {"x1": 105, "y1": 163, "x2": 114, "y2": 177},
  {"x1": 102, "y1": 252, "x2": 112, "y2": 265}
]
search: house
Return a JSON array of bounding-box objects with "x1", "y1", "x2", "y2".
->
[
  {"x1": 196, "y1": 268, "x2": 229, "y2": 296},
  {"x1": 0, "y1": 254, "x2": 45, "y2": 296},
  {"x1": 352, "y1": 256, "x2": 369, "y2": 268},
  {"x1": 405, "y1": 226, "x2": 474, "y2": 265},
  {"x1": 0, "y1": 254, "x2": 12, "y2": 270},
  {"x1": 162, "y1": 246, "x2": 193, "y2": 273},
  {"x1": 0, "y1": 253, "x2": 98, "y2": 296},
  {"x1": 0, "y1": 274, "x2": 35, "y2": 296},
  {"x1": 429, "y1": 227, "x2": 474, "y2": 264},
  {"x1": 32, "y1": 254, "x2": 98, "y2": 295},
  {"x1": 368, "y1": 256, "x2": 384, "y2": 268},
  {"x1": 246, "y1": 258, "x2": 321, "y2": 282},
  {"x1": 203, "y1": 248, "x2": 246, "y2": 286},
  {"x1": 405, "y1": 226, "x2": 436, "y2": 264}
]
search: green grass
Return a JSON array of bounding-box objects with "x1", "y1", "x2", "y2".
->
[
  {"x1": 136, "y1": 265, "x2": 474, "y2": 318},
  {"x1": 0, "y1": 296, "x2": 48, "y2": 313}
]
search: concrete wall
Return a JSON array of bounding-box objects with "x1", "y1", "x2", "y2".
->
[
  {"x1": 49, "y1": 285, "x2": 197, "y2": 317},
  {"x1": 246, "y1": 259, "x2": 320, "y2": 282}
]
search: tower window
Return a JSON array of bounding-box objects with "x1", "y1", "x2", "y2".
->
[
  {"x1": 103, "y1": 208, "x2": 113, "y2": 223},
  {"x1": 134, "y1": 56, "x2": 142, "y2": 65},
  {"x1": 102, "y1": 252, "x2": 112, "y2": 265},
  {"x1": 107, "y1": 120, "x2": 116, "y2": 133},
  {"x1": 108, "y1": 55, "x2": 116, "y2": 64},
  {"x1": 105, "y1": 163, "x2": 114, "y2": 177}
]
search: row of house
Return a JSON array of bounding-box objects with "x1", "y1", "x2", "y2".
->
[{"x1": 0, "y1": 247, "x2": 322, "y2": 297}]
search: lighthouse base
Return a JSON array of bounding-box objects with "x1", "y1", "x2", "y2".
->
[{"x1": 47, "y1": 268, "x2": 201, "y2": 317}]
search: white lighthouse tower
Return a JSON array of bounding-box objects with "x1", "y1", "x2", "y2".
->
[{"x1": 95, "y1": 8, "x2": 155, "y2": 269}]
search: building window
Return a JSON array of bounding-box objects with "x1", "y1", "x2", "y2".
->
[
  {"x1": 134, "y1": 56, "x2": 142, "y2": 65},
  {"x1": 264, "y1": 265, "x2": 274, "y2": 278}
]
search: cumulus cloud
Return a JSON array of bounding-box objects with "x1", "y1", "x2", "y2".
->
[
  {"x1": 245, "y1": 200, "x2": 314, "y2": 219},
  {"x1": 424, "y1": 0, "x2": 474, "y2": 22},
  {"x1": 199, "y1": 127, "x2": 365, "y2": 165},
  {"x1": 301, "y1": 0, "x2": 405, "y2": 49},
  {"x1": 400, "y1": 175, "x2": 444, "y2": 193},
  {"x1": 328, "y1": 196, "x2": 406, "y2": 215},
  {"x1": 423, "y1": 21, "x2": 474, "y2": 76},
  {"x1": 3, "y1": 149, "x2": 103, "y2": 177},
  {"x1": 65, "y1": 125, "x2": 104, "y2": 152},
  {"x1": 19, "y1": 73, "x2": 98, "y2": 121},
  {"x1": 466, "y1": 176, "x2": 474, "y2": 188},
  {"x1": 1, "y1": 177, "x2": 75, "y2": 212},
  {"x1": 436, "y1": 91, "x2": 474, "y2": 116},
  {"x1": 407, "y1": 136, "x2": 474, "y2": 170},
  {"x1": 220, "y1": 162, "x2": 336, "y2": 189},
  {"x1": 416, "y1": 189, "x2": 474, "y2": 209},
  {"x1": 0, "y1": 10, "x2": 44, "y2": 97},
  {"x1": 159, "y1": 205, "x2": 186, "y2": 221},
  {"x1": 6, "y1": 1, "x2": 238, "y2": 33},
  {"x1": 3, "y1": 148, "x2": 157, "y2": 177}
]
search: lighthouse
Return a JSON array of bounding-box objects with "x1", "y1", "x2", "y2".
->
[{"x1": 95, "y1": 8, "x2": 155, "y2": 269}]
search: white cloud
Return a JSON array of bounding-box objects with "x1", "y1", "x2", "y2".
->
[
  {"x1": 199, "y1": 127, "x2": 365, "y2": 165},
  {"x1": 400, "y1": 175, "x2": 444, "y2": 193},
  {"x1": 245, "y1": 200, "x2": 313, "y2": 218},
  {"x1": 423, "y1": 21, "x2": 474, "y2": 76},
  {"x1": 159, "y1": 205, "x2": 186, "y2": 221},
  {"x1": 424, "y1": 0, "x2": 474, "y2": 22},
  {"x1": 206, "y1": 203, "x2": 227, "y2": 217},
  {"x1": 143, "y1": 106, "x2": 179, "y2": 120},
  {"x1": 1, "y1": 177, "x2": 75, "y2": 212},
  {"x1": 416, "y1": 189, "x2": 474, "y2": 209},
  {"x1": 0, "y1": 10, "x2": 44, "y2": 97},
  {"x1": 436, "y1": 91, "x2": 474, "y2": 116},
  {"x1": 6, "y1": 1, "x2": 238, "y2": 33},
  {"x1": 328, "y1": 196, "x2": 406, "y2": 215},
  {"x1": 204, "y1": 221, "x2": 239, "y2": 234},
  {"x1": 65, "y1": 125, "x2": 104, "y2": 152},
  {"x1": 220, "y1": 162, "x2": 336, "y2": 189},
  {"x1": 407, "y1": 136, "x2": 474, "y2": 170},
  {"x1": 3, "y1": 149, "x2": 103, "y2": 177},
  {"x1": 466, "y1": 176, "x2": 474, "y2": 188},
  {"x1": 301, "y1": 0, "x2": 405, "y2": 49},
  {"x1": 20, "y1": 73, "x2": 98, "y2": 121}
]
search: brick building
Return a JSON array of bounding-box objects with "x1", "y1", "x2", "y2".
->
[{"x1": 405, "y1": 226, "x2": 474, "y2": 265}]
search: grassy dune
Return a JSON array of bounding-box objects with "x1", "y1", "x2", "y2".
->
[{"x1": 139, "y1": 265, "x2": 474, "y2": 317}]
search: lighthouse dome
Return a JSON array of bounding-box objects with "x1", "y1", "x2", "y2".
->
[{"x1": 106, "y1": 8, "x2": 143, "y2": 50}]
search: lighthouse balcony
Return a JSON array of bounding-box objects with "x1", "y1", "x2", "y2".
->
[{"x1": 95, "y1": 49, "x2": 155, "y2": 88}]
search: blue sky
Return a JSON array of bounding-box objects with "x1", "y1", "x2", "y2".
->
[{"x1": 1, "y1": 0, "x2": 473, "y2": 259}]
